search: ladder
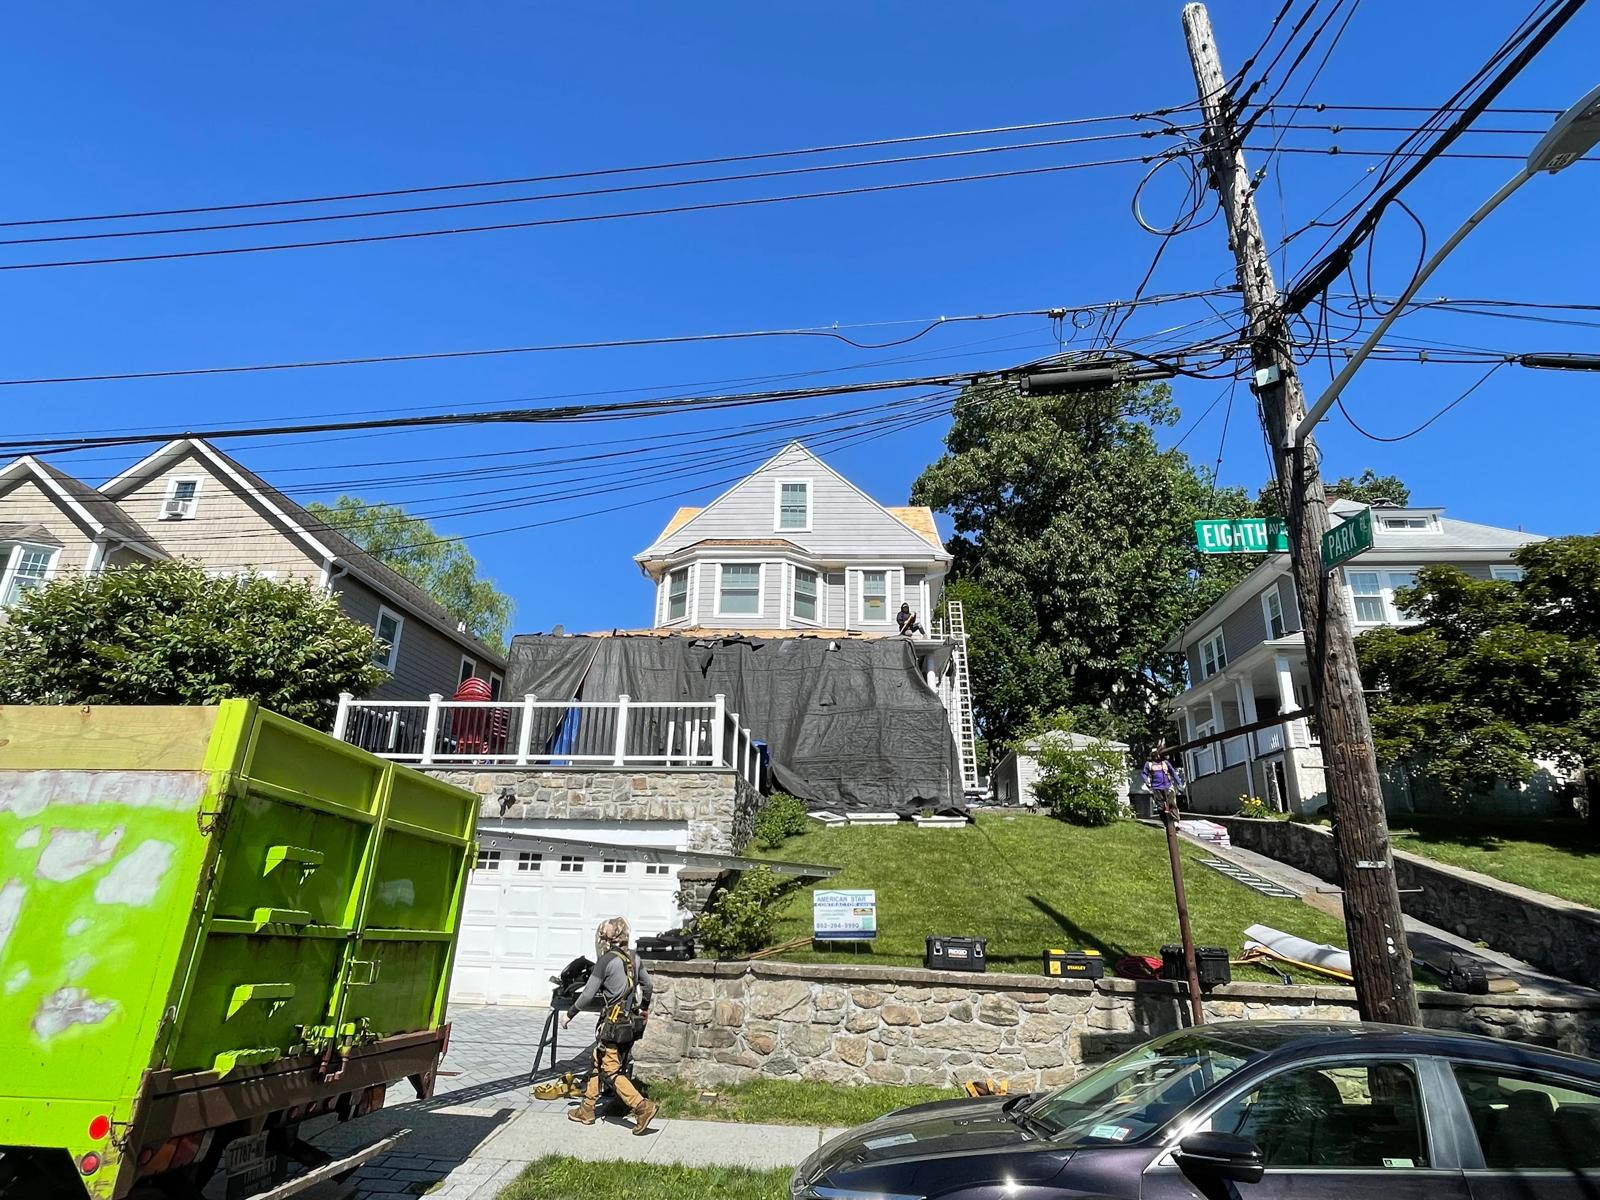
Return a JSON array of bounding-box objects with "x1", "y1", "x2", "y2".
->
[{"x1": 945, "y1": 600, "x2": 982, "y2": 795}]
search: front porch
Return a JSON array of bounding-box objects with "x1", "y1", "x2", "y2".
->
[{"x1": 1172, "y1": 640, "x2": 1327, "y2": 815}]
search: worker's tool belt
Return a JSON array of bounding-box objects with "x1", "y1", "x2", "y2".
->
[{"x1": 595, "y1": 951, "x2": 643, "y2": 1046}]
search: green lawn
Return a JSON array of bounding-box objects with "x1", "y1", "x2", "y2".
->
[
  {"x1": 1386, "y1": 814, "x2": 1600, "y2": 909},
  {"x1": 755, "y1": 813, "x2": 1353, "y2": 982},
  {"x1": 496, "y1": 1156, "x2": 788, "y2": 1200},
  {"x1": 645, "y1": 1077, "x2": 955, "y2": 1126}
]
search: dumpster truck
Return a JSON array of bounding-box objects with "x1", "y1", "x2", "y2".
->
[{"x1": 0, "y1": 702, "x2": 477, "y2": 1199}]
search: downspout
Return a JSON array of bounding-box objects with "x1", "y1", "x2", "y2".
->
[{"x1": 321, "y1": 558, "x2": 349, "y2": 593}]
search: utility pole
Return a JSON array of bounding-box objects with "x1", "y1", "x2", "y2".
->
[{"x1": 1180, "y1": 3, "x2": 1419, "y2": 1025}]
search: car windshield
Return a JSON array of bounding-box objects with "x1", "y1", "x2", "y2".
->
[{"x1": 1021, "y1": 1031, "x2": 1258, "y2": 1147}]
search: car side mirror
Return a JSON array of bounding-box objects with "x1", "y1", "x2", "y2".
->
[{"x1": 1174, "y1": 1131, "x2": 1265, "y2": 1184}]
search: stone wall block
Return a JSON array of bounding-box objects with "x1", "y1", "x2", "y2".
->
[{"x1": 977, "y1": 994, "x2": 1021, "y2": 1026}]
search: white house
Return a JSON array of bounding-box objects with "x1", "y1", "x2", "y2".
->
[{"x1": 1165, "y1": 499, "x2": 1544, "y2": 815}]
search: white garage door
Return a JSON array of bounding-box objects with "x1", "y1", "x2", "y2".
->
[{"x1": 450, "y1": 821, "x2": 687, "y2": 1006}]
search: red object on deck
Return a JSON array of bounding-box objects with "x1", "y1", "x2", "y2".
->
[{"x1": 450, "y1": 677, "x2": 508, "y2": 756}]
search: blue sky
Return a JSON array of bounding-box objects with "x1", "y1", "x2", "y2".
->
[{"x1": 4, "y1": 2, "x2": 1596, "y2": 635}]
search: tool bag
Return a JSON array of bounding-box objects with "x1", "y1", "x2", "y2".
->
[{"x1": 595, "y1": 950, "x2": 644, "y2": 1046}]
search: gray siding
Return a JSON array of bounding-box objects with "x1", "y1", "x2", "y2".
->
[
  {"x1": 336, "y1": 576, "x2": 477, "y2": 701},
  {"x1": 647, "y1": 444, "x2": 941, "y2": 561},
  {"x1": 824, "y1": 571, "x2": 846, "y2": 627}
]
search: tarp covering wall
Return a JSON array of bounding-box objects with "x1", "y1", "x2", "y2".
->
[{"x1": 505, "y1": 634, "x2": 963, "y2": 812}]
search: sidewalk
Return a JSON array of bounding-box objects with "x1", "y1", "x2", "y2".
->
[{"x1": 292, "y1": 1007, "x2": 837, "y2": 1200}]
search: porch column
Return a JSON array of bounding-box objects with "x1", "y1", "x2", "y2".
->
[
  {"x1": 1274, "y1": 655, "x2": 1305, "y2": 811},
  {"x1": 1208, "y1": 690, "x2": 1225, "y2": 772},
  {"x1": 1234, "y1": 677, "x2": 1260, "y2": 802}
]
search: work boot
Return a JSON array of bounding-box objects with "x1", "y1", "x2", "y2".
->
[
  {"x1": 631, "y1": 1099, "x2": 659, "y2": 1136},
  {"x1": 567, "y1": 1102, "x2": 596, "y2": 1125}
]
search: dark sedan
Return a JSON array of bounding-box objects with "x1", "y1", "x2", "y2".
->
[{"x1": 789, "y1": 1021, "x2": 1600, "y2": 1199}]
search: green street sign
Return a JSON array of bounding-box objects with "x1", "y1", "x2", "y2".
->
[
  {"x1": 1321, "y1": 506, "x2": 1374, "y2": 570},
  {"x1": 1194, "y1": 517, "x2": 1290, "y2": 555}
]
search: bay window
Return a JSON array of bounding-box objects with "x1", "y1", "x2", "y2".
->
[
  {"x1": 792, "y1": 566, "x2": 818, "y2": 622},
  {"x1": 718, "y1": 563, "x2": 761, "y2": 615}
]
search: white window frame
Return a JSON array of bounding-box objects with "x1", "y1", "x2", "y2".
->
[
  {"x1": 1191, "y1": 717, "x2": 1218, "y2": 777},
  {"x1": 161, "y1": 475, "x2": 203, "y2": 520},
  {"x1": 714, "y1": 561, "x2": 765, "y2": 618},
  {"x1": 857, "y1": 566, "x2": 894, "y2": 625},
  {"x1": 1379, "y1": 515, "x2": 1431, "y2": 530},
  {"x1": 1260, "y1": 587, "x2": 1286, "y2": 641},
  {"x1": 665, "y1": 566, "x2": 690, "y2": 622},
  {"x1": 1198, "y1": 629, "x2": 1227, "y2": 679},
  {"x1": 791, "y1": 564, "x2": 820, "y2": 625},
  {"x1": 1, "y1": 543, "x2": 60, "y2": 608},
  {"x1": 516, "y1": 852, "x2": 541, "y2": 872},
  {"x1": 774, "y1": 478, "x2": 812, "y2": 533},
  {"x1": 559, "y1": 855, "x2": 585, "y2": 873},
  {"x1": 601, "y1": 858, "x2": 627, "y2": 875},
  {"x1": 643, "y1": 862, "x2": 670, "y2": 876},
  {"x1": 459, "y1": 655, "x2": 477, "y2": 688},
  {"x1": 1491, "y1": 565, "x2": 1524, "y2": 582},
  {"x1": 489, "y1": 672, "x2": 504, "y2": 700},
  {"x1": 474, "y1": 849, "x2": 501, "y2": 871},
  {"x1": 373, "y1": 605, "x2": 404, "y2": 672},
  {"x1": 1345, "y1": 567, "x2": 1423, "y2": 626}
]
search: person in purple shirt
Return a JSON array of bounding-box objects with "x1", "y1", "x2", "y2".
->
[{"x1": 1143, "y1": 754, "x2": 1184, "y2": 815}]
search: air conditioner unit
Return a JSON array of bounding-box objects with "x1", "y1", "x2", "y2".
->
[{"x1": 162, "y1": 499, "x2": 190, "y2": 519}]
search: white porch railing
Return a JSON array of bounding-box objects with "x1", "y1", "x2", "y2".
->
[{"x1": 332, "y1": 692, "x2": 765, "y2": 789}]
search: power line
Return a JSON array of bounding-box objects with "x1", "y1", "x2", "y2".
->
[
  {"x1": 0, "y1": 109, "x2": 1194, "y2": 230},
  {"x1": 0, "y1": 150, "x2": 1184, "y2": 273},
  {"x1": 1336, "y1": 361, "x2": 1507, "y2": 441},
  {"x1": 0, "y1": 127, "x2": 1199, "y2": 251},
  {"x1": 0, "y1": 289, "x2": 1233, "y2": 389}
]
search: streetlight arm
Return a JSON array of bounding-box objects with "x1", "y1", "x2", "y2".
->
[{"x1": 1289, "y1": 166, "x2": 1533, "y2": 447}]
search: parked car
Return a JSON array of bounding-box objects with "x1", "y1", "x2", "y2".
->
[{"x1": 790, "y1": 1020, "x2": 1600, "y2": 1198}]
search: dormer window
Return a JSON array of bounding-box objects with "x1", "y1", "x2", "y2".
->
[
  {"x1": 775, "y1": 480, "x2": 811, "y2": 532},
  {"x1": 162, "y1": 477, "x2": 201, "y2": 520},
  {"x1": 1380, "y1": 516, "x2": 1430, "y2": 530}
]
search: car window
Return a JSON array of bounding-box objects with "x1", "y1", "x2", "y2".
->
[
  {"x1": 1206, "y1": 1061, "x2": 1429, "y2": 1169},
  {"x1": 1453, "y1": 1064, "x2": 1600, "y2": 1170}
]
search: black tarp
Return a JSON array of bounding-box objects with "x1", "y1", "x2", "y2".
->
[{"x1": 505, "y1": 634, "x2": 963, "y2": 812}]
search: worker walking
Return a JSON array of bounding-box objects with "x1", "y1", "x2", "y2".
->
[
  {"x1": 561, "y1": 917, "x2": 659, "y2": 1134},
  {"x1": 1143, "y1": 753, "x2": 1185, "y2": 818}
]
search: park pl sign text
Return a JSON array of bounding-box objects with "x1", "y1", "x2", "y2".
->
[
  {"x1": 1194, "y1": 517, "x2": 1290, "y2": 555},
  {"x1": 1321, "y1": 506, "x2": 1374, "y2": 570}
]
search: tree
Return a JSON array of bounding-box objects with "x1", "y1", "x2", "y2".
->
[
  {"x1": 307, "y1": 496, "x2": 513, "y2": 650},
  {"x1": 0, "y1": 562, "x2": 386, "y2": 728},
  {"x1": 1256, "y1": 468, "x2": 1410, "y2": 516},
  {"x1": 1013, "y1": 712, "x2": 1128, "y2": 826},
  {"x1": 1356, "y1": 537, "x2": 1600, "y2": 810},
  {"x1": 913, "y1": 379, "x2": 1252, "y2": 751}
]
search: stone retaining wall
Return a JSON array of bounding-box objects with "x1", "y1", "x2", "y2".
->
[
  {"x1": 632, "y1": 960, "x2": 1600, "y2": 1090},
  {"x1": 1212, "y1": 816, "x2": 1600, "y2": 987},
  {"x1": 424, "y1": 767, "x2": 764, "y2": 853}
]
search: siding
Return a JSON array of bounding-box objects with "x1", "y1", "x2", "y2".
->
[
  {"x1": 0, "y1": 477, "x2": 98, "y2": 575},
  {"x1": 649, "y1": 444, "x2": 942, "y2": 560},
  {"x1": 336, "y1": 575, "x2": 470, "y2": 700},
  {"x1": 114, "y1": 451, "x2": 322, "y2": 580},
  {"x1": 695, "y1": 561, "x2": 780, "y2": 628}
]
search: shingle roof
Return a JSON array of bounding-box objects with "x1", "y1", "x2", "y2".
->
[
  {"x1": 0, "y1": 522, "x2": 61, "y2": 546},
  {"x1": 202, "y1": 446, "x2": 507, "y2": 667},
  {"x1": 30, "y1": 459, "x2": 161, "y2": 548},
  {"x1": 885, "y1": 506, "x2": 944, "y2": 550}
]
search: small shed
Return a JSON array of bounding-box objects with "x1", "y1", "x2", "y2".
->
[{"x1": 991, "y1": 732, "x2": 1132, "y2": 812}]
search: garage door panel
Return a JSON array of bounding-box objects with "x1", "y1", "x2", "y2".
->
[{"x1": 503, "y1": 883, "x2": 550, "y2": 917}]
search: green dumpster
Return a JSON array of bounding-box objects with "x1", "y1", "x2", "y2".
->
[{"x1": 0, "y1": 701, "x2": 477, "y2": 1199}]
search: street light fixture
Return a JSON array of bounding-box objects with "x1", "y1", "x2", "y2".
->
[{"x1": 1290, "y1": 81, "x2": 1600, "y2": 445}]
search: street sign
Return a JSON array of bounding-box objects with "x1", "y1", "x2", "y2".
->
[
  {"x1": 813, "y1": 889, "x2": 877, "y2": 941},
  {"x1": 1194, "y1": 517, "x2": 1290, "y2": 555},
  {"x1": 1321, "y1": 506, "x2": 1374, "y2": 570}
]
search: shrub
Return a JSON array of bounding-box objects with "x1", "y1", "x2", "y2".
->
[
  {"x1": 1236, "y1": 795, "x2": 1275, "y2": 820},
  {"x1": 752, "y1": 792, "x2": 809, "y2": 850},
  {"x1": 691, "y1": 867, "x2": 800, "y2": 959},
  {"x1": 1021, "y1": 717, "x2": 1127, "y2": 827}
]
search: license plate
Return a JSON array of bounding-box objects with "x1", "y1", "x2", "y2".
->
[{"x1": 224, "y1": 1133, "x2": 281, "y2": 1198}]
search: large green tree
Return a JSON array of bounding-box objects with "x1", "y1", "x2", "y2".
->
[
  {"x1": 0, "y1": 562, "x2": 385, "y2": 728},
  {"x1": 1256, "y1": 468, "x2": 1411, "y2": 516},
  {"x1": 307, "y1": 496, "x2": 513, "y2": 650},
  {"x1": 1357, "y1": 536, "x2": 1600, "y2": 810},
  {"x1": 915, "y1": 379, "x2": 1252, "y2": 750}
]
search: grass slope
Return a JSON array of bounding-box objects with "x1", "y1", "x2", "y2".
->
[
  {"x1": 497, "y1": 1156, "x2": 788, "y2": 1200},
  {"x1": 1386, "y1": 814, "x2": 1600, "y2": 909},
  {"x1": 757, "y1": 813, "x2": 1352, "y2": 980},
  {"x1": 647, "y1": 1077, "x2": 955, "y2": 1126}
]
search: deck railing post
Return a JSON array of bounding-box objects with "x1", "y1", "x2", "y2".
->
[
  {"x1": 711, "y1": 694, "x2": 727, "y2": 767},
  {"x1": 729, "y1": 712, "x2": 741, "y2": 774},
  {"x1": 516, "y1": 694, "x2": 537, "y2": 766},
  {"x1": 421, "y1": 693, "x2": 444, "y2": 766},
  {"x1": 613, "y1": 694, "x2": 631, "y2": 766},
  {"x1": 332, "y1": 692, "x2": 353, "y2": 742}
]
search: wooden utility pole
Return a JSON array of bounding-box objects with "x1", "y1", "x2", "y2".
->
[
  {"x1": 1180, "y1": 3, "x2": 1419, "y2": 1025},
  {"x1": 1160, "y1": 800, "x2": 1207, "y2": 1026}
]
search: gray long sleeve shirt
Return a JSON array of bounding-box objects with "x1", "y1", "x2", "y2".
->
[{"x1": 567, "y1": 950, "x2": 653, "y2": 1018}]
